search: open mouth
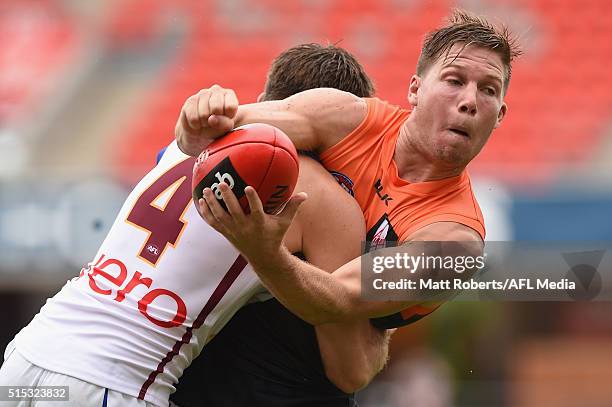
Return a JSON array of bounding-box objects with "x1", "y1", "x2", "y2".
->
[{"x1": 449, "y1": 128, "x2": 470, "y2": 138}]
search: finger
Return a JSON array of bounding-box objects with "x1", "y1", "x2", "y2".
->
[
  {"x1": 197, "y1": 91, "x2": 212, "y2": 129},
  {"x1": 203, "y1": 187, "x2": 231, "y2": 225},
  {"x1": 208, "y1": 115, "x2": 234, "y2": 133},
  {"x1": 178, "y1": 110, "x2": 190, "y2": 135},
  {"x1": 223, "y1": 90, "x2": 239, "y2": 118},
  {"x1": 278, "y1": 192, "x2": 308, "y2": 223},
  {"x1": 208, "y1": 88, "x2": 225, "y2": 116},
  {"x1": 184, "y1": 96, "x2": 201, "y2": 130},
  {"x1": 198, "y1": 198, "x2": 233, "y2": 238},
  {"x1": 218, "y1": 183, "x2": 246, "y2": 220},
  {"x1": 197, "y1": 197, "x2": 217, "y2": 225},
  {"x1": 244, "y1": 186, "x2": 264, "y2": 216}
]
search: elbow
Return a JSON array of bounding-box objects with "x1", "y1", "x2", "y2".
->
[
  {"x1": 326, "y1": 368, "x2": 372, "y2": 394},
  {"x1": 323, "y1": 346, "x2": 379, "y2": 393}
]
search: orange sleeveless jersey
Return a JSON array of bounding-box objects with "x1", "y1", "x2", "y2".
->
[
  {"x1": 320, "y1": 97, "x2": 486, "y2": 328},
  {"x1": 320, "y1": 97, "x2": 485, "y2": 244}
]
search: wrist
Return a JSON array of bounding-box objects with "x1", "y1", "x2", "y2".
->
[
  {"x1": 247, "y1": 245, "x2": 293, "y2": 274},
  {"x1": 176, "y1": 127, "x2": 212, "y2": 157}
]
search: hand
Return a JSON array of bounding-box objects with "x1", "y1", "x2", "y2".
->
[
  {"x1": 175, "y1": 85, "x2": 239, "y2": 156},
  {"x1": 197, "y1": 182, "x2": 307, "y2": 264}
]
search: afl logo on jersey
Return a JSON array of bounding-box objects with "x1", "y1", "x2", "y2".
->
[
  {"x1": 146, "y1": 245, "x2": 160, "y2": 255},
  {"x1": 330, "y1": 171, "x2": 354, "y2": 197}
]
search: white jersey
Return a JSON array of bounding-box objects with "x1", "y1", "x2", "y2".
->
[{"x1": 14, "y1": 141, "x2": 265, "y2": 406}]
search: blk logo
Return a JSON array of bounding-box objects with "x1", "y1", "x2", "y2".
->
[{"x1": 374, "y1": 179, "x2": 393, "y2": 206}]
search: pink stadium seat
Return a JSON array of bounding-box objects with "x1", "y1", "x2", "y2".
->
[
  {"x1": 0, "y1": 2, "x2": 78, "y2": 123},
  {"x1": 104, "y1": 0, "x2": 167, "y2": 46}
]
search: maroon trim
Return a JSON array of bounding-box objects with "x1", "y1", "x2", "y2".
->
[{"x1": 138, "y1": 255, "x2": 248, "y2": 399}]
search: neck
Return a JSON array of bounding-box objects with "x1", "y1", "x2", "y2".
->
[{"x1": 394, "y1": 120, "x2": 465, "y2": 183}]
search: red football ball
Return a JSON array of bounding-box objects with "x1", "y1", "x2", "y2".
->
[{"x1": 192, "y1": 123, "x2": 299, "y2": 214}]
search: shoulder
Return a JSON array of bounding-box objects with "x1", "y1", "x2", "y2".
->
[
  {"x1": 295, "y1": 155, "x2": 336, "y2": 191},
  {"x1": 295, "y1": 156, "x2": 365, "y2": 270},
  {"x1": 295, "y1": 155, "x2": 365, "y2": 235},
  {"x1": 285, "y1": 156, "x2": 365, "y2": 254},
  {"x1": 295, "y1": 156, "x2": 362, "y2": 215}
]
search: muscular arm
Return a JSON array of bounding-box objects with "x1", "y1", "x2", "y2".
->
[
  {"x1": 176, "y1": 87, "x2": 367, "y2": 156},
  {"x1": 278, "y1": 222, "x2": 482, "y2": 324},
  {"x1": 199, "y1": 175, "x2": 484, "y2": 324},
  {"x1": 286, "y1": 157, "x2": 390, "y2": 392},
  {"x1": 197, "y1": 162, "x2": 482, "y2": 386}
]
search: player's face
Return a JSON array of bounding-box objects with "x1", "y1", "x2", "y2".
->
[{"x1": 408, "y1": 43, "x2": 507, "y2": 166}]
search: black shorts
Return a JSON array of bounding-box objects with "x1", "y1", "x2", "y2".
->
[{"x1": 171, "y1": 298, "x2": 355, "y2": 407}]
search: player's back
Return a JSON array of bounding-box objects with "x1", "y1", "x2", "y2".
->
[
  {"x1": 172, "y1": 297, "x2": 355, "y2": 407},
  {"x1": 13, "y1": 141, "x2": 262, "y2": 406}
]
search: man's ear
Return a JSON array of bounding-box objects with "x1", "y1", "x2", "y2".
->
[
  {"x1": 494, "y1": 102, "x2": 507, "y2": 129},
  {"x1": 407, "y1": 75, "x2": 421, "y2": 107},
  {"x1": 256, "y1": 92, "x2": 266, "y2": 102}
]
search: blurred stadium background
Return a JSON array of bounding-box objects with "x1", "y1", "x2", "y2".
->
[{"x1": 0, "y1": 0, "x2": 611, "y2": 405}]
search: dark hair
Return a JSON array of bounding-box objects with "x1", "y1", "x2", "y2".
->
[
  {"x1": 417, "y1": 9, "x2": 522, "y2": 93},
  {"x1": 262, "y1": 43, "x2": 375, "y2": 100}
]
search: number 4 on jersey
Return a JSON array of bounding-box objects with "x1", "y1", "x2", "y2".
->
[{"x1": 126, "y1": 157, "x2": 195, "y2": 266}]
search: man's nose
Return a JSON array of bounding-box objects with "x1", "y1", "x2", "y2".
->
[{"x1": 458, "y1": 84, "x2": 478, "y2": 116}]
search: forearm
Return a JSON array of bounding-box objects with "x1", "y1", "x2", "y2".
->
[
  {"x1": 248, "y1": 246, "x2": 432, "y2": 324},
  {"x1": 234, "y1": 103, "x2": 319, "y2": 151},
  {"x1": 176, "y1": 87, "x2": 364, "y2": 156},
  {"x1": 247, "y1": 247, "x2": 357, "y2": 325},
  {"x1": 176, "y1": 102, "x2": 315, "y2": 156}
]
